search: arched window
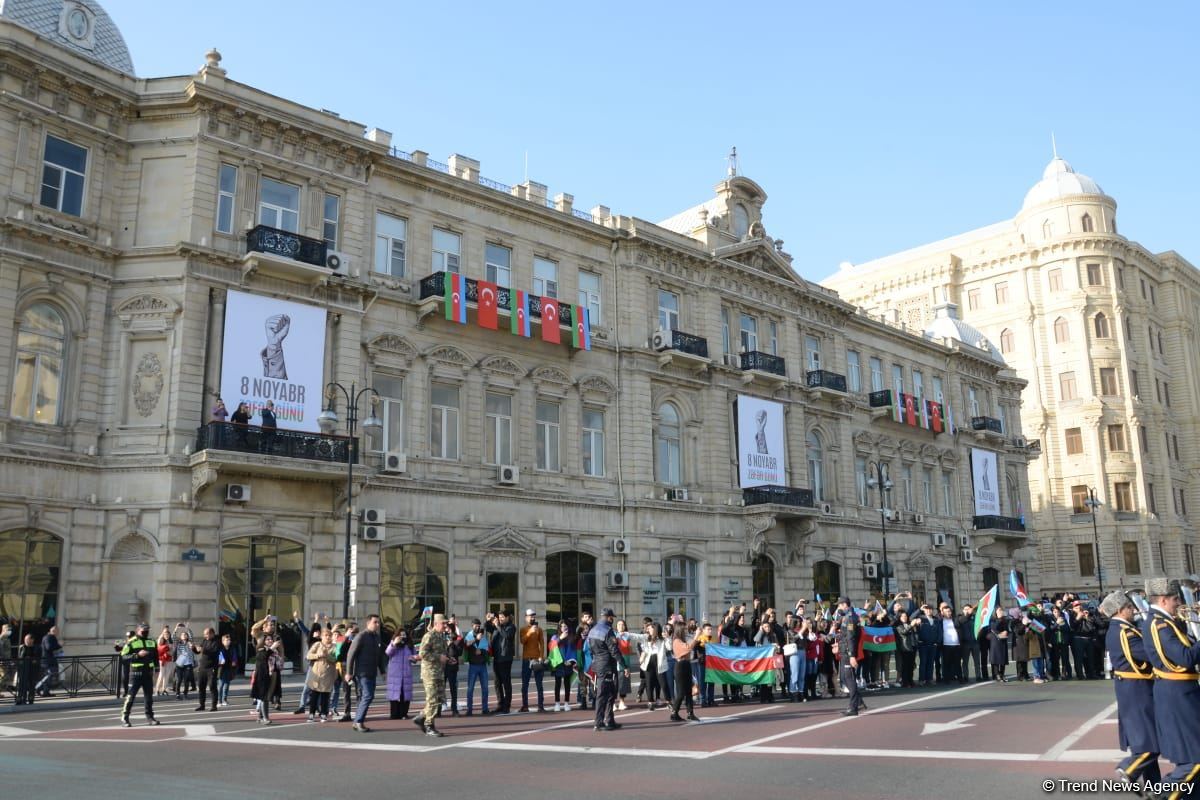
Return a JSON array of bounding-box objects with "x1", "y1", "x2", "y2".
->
[
  {"x1": 999, "y1": 329, "x2": 1014, "y2": 354},
  {"x1": 1081, "y1": 213, "x2": 1094, "y2": 233},
  {"x1": 12, "y1": 304, "x2": 66, "y2": 424},
  {"x1": 732, "y1": 203, "x2": 750, "y2": 239},
  {"x1": 219, "y1": 536, "x2": 306, "y2": 665},
  {"x1": 380, "y1": 544, "x2": 448, "y2": 634},
  {"x1": 1093, "y1": 313, "x2": 1110, "y2": 339},
  {"x1": 806, "y1": 431, "x2": 824, "y2": 501},
  {"x1": 0, "y1": 530, "x2": 63, "y2": 644},
  {"x1": 544, "y1": 551, "x2": 596, "y2": 626},
  {"x1": 812, "y1": 560, "x2": 841, "y2": 602},
  {"x1": 982, "y1": 567, "x2": 999, "y2": 591},
  {"x1": 662, "y1": 556, "x2": 699, "y2": 619},
  {"x1": 1053, "y1": 317, "x2": 1070, "y2": 344},
  {"x1": 1042, "y1": 220, "x2": 1052, "y2": 239},
  {"x1": 934, "y1": 565, "x2": 956, "y2": 609},
  {"x1": 655, "y1": 402, "x2": 682, "y2": 485},
  {"x1": 752, "y1": 554, "x2": 776, "y2": 611}
]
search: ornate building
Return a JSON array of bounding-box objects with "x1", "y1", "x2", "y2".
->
[
  {"x1": 0, "y1": 0, "x2": 1034, "y2": 658},
  {"x1": 824, "y1": 154, "x2": 1200, "y2": 595}
]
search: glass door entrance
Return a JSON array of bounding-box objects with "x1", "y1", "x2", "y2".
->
[{"x1": 486, "y1": 572, "x2": 518, "y2": 618}]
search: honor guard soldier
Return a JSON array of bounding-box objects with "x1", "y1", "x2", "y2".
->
[
  {"x1": 1142, "y1": 578, "x2": 1200, "y2": 799},
  {"x1": 835, "y1": 597, "x2": 866, "y2": 717},
  {"x1": 1101, "y1": 591, "x2": 1160, "y2": 784},
  {"x1": 121, "y1": 622, "x2": 161, "y2": 727},
  {"x1": 415, "y1": 614, "x2": 448, "y2": 737}
]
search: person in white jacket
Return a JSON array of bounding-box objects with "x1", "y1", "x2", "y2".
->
[{"x1": 624, "y1": 622, "x2": 669, "y2": 709}]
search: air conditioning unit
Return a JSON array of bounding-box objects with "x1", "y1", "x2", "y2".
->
[
  {"x1": 361, "y1": 508, "x2": 386, "y2": 525},
  {"x1": 325, "y1": 250, "x2": 349, "y2": 272},
  {"x1": 862, "y1": 551, "x2": 878, "y2": 564},
  {"x1": 651, "y1": 327, "x2": 671, "y2": 351},
  {"x1": 498, "y1": 464, "x2": 520, "y2": 485},
  {"x1": 361, "y1": 523, "x2": 385, "y2": 542},
  {"x1": 383, "y1": 451, "x2": 407, "y2": 474},
  {"x1": 612, "y1": 537, "x2": 631, "y2": 555},
  {"x1": 864, "y1": 563, "x2": 879, "y2": 579},
  {"x1": 225, "y1": 484, "x2": 250, "y2": 503},
  {"x1": 606, "y1": 570, "x2": 630, "y2": 590},
  {"x1": 1013, "y1": 436, "x2": 1027, "y2": 448},
  {"x1": 888, "y1": 509, "x2": 903, "y2": 523},
  {"x1": 931, "y1": 532, "x2": 946, "y2": 548},
  {"x1": 820, "y1": 502, "x2": 835, "y2": 515},
  {"x1": 666, "y1": 487, "x2": 689, "y2": 501},
  {"x1": 960, "y1": 548, "x2": 974, "y2": 563},
  {"x1": 912, "y1": 513, "x2": 925, "y2": 525},
  {"x1": 959, "y1": 534, "x2": 971, "y2": 548}
]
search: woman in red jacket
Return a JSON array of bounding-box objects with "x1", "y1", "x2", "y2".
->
[{"x1": 154, "y1": 631, "x2": 174, "y2": 697}]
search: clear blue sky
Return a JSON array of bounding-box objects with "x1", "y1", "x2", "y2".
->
[{"x1": 106, "y1": 1, "x2": 1198, "y2": 280}]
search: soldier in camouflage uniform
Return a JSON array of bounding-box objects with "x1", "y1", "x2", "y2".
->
[{"x1": 415, "y1": 613, "x2": 449, "y2": 737}]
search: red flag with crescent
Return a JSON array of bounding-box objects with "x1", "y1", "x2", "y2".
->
[
  {"x1": 904, "y1": 393, "x2": 917, "y2": 426},
  {"x1": 540, "y1": 297, "x2": 561, "y2": 344},
  {"x1": 477, "y1": 280, "x2": 498, "y2": 329},
  {"x1": 929, "y1": 400, "x2": 944, "y2": 433}
]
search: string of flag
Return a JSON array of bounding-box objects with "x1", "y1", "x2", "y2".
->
[
  {"x1": 883, "y1": 389, "x2": 948, "y2": 434},
  {"x1": 442, "y1": 272, "x2": 591, "y2": 351}
]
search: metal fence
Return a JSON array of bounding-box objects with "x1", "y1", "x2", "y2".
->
[{"x1": 1, "y1": 654, "x2": 122, "y2": 699}]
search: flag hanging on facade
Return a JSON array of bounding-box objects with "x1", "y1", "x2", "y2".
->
[
  {"x1": 703, "y1": 644, "x2": 776, "y2": 685},
  {"x1": 903, "y1": 393, "x2": 918, "y2": 426},
  {"x1": 540, "y1": 297, "x2": 561, "y2": 344},
  {"x1": 444, "y1": 273, "x2": 467, "y2": 323},
  {"x1": 862, "y1": 625, "x2": 897, "y2": 653},
  {"x1": 511, "y1": 290, "x2": 530, "y2": 337},
  {"x1": 1009, "y1": 569, "x2": 1030, "y2": 607},
  {"x1": 945, "y1": 401, "x2": 955, "y2": 434},
  {"x1": 973, "y1": 585, "x2": 998, "y2": 638},
  {"x1": 928, "y1": 400, "x2": 944, "y2": 433},
  {"x1": 477, "y1": 280, "x2": 499, "y2": 330},
  {"x1": 920, "y1": 395, "x2": 930, "y2": 429},
  {"x1": 890, "y1": 390, "x2": 903, "y2": 423},
  {"x1": 572, "y1": 305, "x2": 592, "y2": 351}
]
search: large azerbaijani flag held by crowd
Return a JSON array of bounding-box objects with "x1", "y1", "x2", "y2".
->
[{"x1": 704, "y1": 644, "x2": 776, "y2": 686}]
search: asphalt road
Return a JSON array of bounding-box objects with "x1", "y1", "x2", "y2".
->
[{"x1": 0, "y1": 679, "x2": 1160, "y2": 800}]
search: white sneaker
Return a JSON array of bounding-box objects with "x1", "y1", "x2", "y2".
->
[{"x1": 616, "y1": 700, "x2": 627, "y2": 711}]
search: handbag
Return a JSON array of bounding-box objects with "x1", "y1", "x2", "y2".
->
[
  {"x1": 530, "y1": 658, "x2": 545, "y2": 673},
  {"x1": 782, "y1": 643, "x2": 798, "y2": 657},
  {"x1": 772, "y1": 654, "x2": 785, "y2": 670}
]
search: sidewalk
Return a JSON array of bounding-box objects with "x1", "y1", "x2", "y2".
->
[{"x1": 0, "y1": 675, "x2": 309, "y2": 715}]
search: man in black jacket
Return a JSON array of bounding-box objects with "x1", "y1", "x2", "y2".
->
[
  {"x1": 194, "y1": 627, "x2": 224, "y2": 711},
  {"x1": 486, "y1": 610, "x2": 517, "y2": 713},
  {"x1": 346, "y1": 614, "x2": 383, "y2": 732},
  {"x1": 835, "y1": 598, "x2": 866, "y2": 717},
  {"x1": 588, "y1": 608, "x2": 626, "y2": 731},
  {"x1": 957, "y1": 604, "x2": 983, "y2": 682}
]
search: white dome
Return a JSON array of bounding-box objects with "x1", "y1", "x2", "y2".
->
[
  {"x1": 924, "y1": 302, "x2": 1006, "y2": 366},
  {"x1": 0, "y1": 0, "x2": 134, "y2": 75},
  {"x1": 1020, "y1": 157, "x2": 1104, "y2": 211}
]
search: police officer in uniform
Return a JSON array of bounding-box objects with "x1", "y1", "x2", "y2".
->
[
  {"x1": 1100, "y1": 590, "x2": 1160, "y2": 784},
  {"x1": 415, "y1": 613, "x2": 448, "y2": 737},
  {"x1": 587, "y1": 607, "x2": 626, "y2": 732},
  {"x1": 1142, "y1": 578, "x2": 1200, "y2": 799},
  {"x1": 836, "y1": 597, "x2": 867, "y2": 717},
  {"x1": 120, "y1": 622, "x2": 161, "y2": 727}
]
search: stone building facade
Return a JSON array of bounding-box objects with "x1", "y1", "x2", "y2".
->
[
  {"x1": 824, "y1": 156, "x2": 1200, "y2": 595},
  {"x1": 0, "y1": 1, "x2": 1034, "y2": 657}
]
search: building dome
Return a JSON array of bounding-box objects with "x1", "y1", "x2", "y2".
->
[
  {"x1": 1020, "y1": 157, "x2": 1104, "y2": 212},
  {"x1": 924, "y1": 302, "x2": 1006, "y2": 366},
  {"x1": 0, "y1": 0, "x2": 134, "y2": 75}
]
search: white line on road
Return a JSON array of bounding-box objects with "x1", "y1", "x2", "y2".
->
[
  {"x1": 688, "y1": 705, "x2": 776, "y2": 725},
  {"x1": 457, "y1": 741, "x2": 707, "y2": 759},
  {"x1": 1040, "y1": 701, "x2": 1118, "y2": 761},
  {"x1": 740, "y1": 746, "x2": 1041, "y2": 761},
  {"x1": 190, "y1": 735, "x2": 432, "y2": 753},
  {"x1": 920, "y1": 708, "x2": 995, "y2": 735}
]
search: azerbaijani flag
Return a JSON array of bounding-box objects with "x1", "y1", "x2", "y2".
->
[
  {"x1": 862, "y1": 625, "x2": 896, "y2": 653},
  {"x1": 1027, "y1": 618, "x2": 1046, "y2": 634},
  {"x1": 547, "y1": 636, "x2": 564, "y2": 669},
  {"x1": 704, "y1": 644, "x2": 776, "y2": 686},
  {"x1": 572, "y1": 305, "x2": 592, "y2": 351},
  {"x1": 890, "y1": 390, "x2": 902, "y2": 423},
  {"x1": 420, "y1": 605, "x2": 434, "y2": 623},
  {"x1": 444, "y1": 272, "x2": 467, "y2": 323},
  {"x1": 511, "y1": 290, "x2": 530, "y2": 337},
  {"x1": 1009, "y1": 569, "x2": 1030, "y2": 607},
  {"x1": 973, "y1": 585, "x2": 998, "y2": 638}
]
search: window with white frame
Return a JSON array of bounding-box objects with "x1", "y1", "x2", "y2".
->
[
  {"x1": 578, "y1": 271, "x2": 602, "y2": 325},
  {"x1": 374, "y1": 212, "x2": 407, "y2": 277},
  {"x1": 912, "y1": 370, "x2": 924, "y2": 399},
  {"x1": 768, "y1": 321, "x2": 779, "y2": 356},
  {"x1": 805, "y1": 335, "x2": 821, "y2": 371},
  {"x1": 432, "y1": 229, "x2": 461, "y2": 274},
  {"x1": 721, "y1": 308, "x2": 731, "y2": 355},
  {"x1": 11, "y1": 303, "x2": 66, "y2": 425},
  {"x1": 216, "y1": 163, "x2": 238, "y2": 234},
  {"x1": 430, "y1": 383, "x2": 459, "y2": 460},
  {"x1": 892, "y1": 364, "x2": 904, "y2": 396},
  {"x1": 941, "y1": 471, "x2": 954, "y2": 515},
  {"x1": 484, "y1": 392, "x2": 513, "y2": 466},
  {"x1": 847, "y1": 350, "x2": 861, "y2": 392},
  {"x1": 366, "y1": 373, "x2": 404, "y2": 453},
  {"x1": 656, "y1": 403, "x2": 682, "y2": 485},
  {"x1": 536, "y1": 399, "x2": 561, "y2": 472},
  {"x1": 901, "y1": 464, "x2": 914, "y2": 511},
  {"x1": 855, "y1": 457, "x2": 868, "y2": 506},
  {"x1": 322, "y1": 193, "x2": 340, "y2": 249},
  {"x1": 739, "y1": 314, "x2": 758, "y2": 353},
  {"x1": 258, "y1": 177, "x2": 300, "y2": 232},
  {"x1": 582, "y1": 408, "x2": 606, "y2": 477},
  {"x1": 922, "y1": 468, "x2": 934, "y2": 513},
  {"x1": 533, "y1": 257, "x2": 558, "y2": 299},
  {"x1": 658, "y1": 290, "x2": 680, "y2": 332},
  {"x1": 932, "y1": 375, "x2": 944, "y2": 403},
  {"x1": 968, "y1": 386, "x2": 979, "y2": 416},
  {"x1": 806, "y1": 431, "x2": 824, "y2": 501},
  {"x1": 40, "y1": 134, "x2": 88, "y2": 217},
  {"x1": 485, "y1": 243, "x2": 511, "y2": 287},
  {"x1": 869, "y1": 357, "x2": 884, "y2": 392}
]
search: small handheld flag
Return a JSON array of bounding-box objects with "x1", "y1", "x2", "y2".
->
[
  {"x1": 973, "y1": 585, "x2": 998, "y2": 638},
  {"x1": 420, "y1": 605, "x2": 433, "y2": 622},
  {"x1": 1009, "y1": 569, "x2": 1030, "y2": 607},
  {"x1": 1027, "y1": 618, "x2": 1046, "y2": 634}
]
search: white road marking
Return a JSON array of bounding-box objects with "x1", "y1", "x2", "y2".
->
[
  {"x1": 1040, "y1": 701, "x2": 1118, "y2": 761},
  {"x1": 191, "y1": 735, "x2": 432, "y2": 752},
  {"x1": 1057, "y1": 749, "x2": 1128, "y2": 762},
  {"x1": 1099, "y1": 719, "x2": 1118, "y2": 725},
  {"x1": 920, "y1": 709, "x2": 995, "y2": 735},
  {"x1": 424, "y1": 708, "x2": 657, "y2": 750},
  {"x1": 741, "y1": 746, "x2": 1040, "y2": 761},
  {"x1": 0, "y1": 725, "x2": 38, "y2": 737},
  {"x1": 688, "y1": 705, "x2": 776, "y2": 725},
  {"x1": 458, "y1": 741, "x2": 707, "y2": 759}
]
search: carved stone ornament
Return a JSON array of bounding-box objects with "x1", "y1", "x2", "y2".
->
[
  {"x1": 473, "y1": 525, "x2": 538, "y2": 557},
  {"x1": 131, "y1": 352, "x2": 165, "y2": 417}
]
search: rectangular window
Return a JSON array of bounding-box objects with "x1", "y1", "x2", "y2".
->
[
  {"x1": 578, "y1": 271, "x2": 602, "y2": 325},
  {"x1": 322, "y1": 193, "x2": 340, "y2": 249},
  {"x1": 1065, "y1": 427, "x2": 1083, "y2": 455},
  {"x1": 967, "y1": 288, "x2": 980, "y2": 310},
  {"x1": 892, "y1": 364, "x2": 904, "y2": 396},
  {"x1": 1048, "y1": 268, "x2": 1063, "y2": 292},
  {"x1": 912, "y1": 370, "x2": 924, "y2": 399},
  {"x1": 739, "y1": 313, "x2": 758, "y2": 352},
  {"x1": 258, "y1": 177, "x2": 300, "y2": 232},
  {"x1": 1155, "y1": 379, "x2": 1162, "y2": 403},
  {"x1": 847, "y1": 350, "x2": 862, "y2": 392},
  {"x1": 1099, "y1": 367, "x2": 1118, "y2": 396},
  {"x1": 941, "y1": 471, "x2": 954, "y2": 516},
  {"x1": 40, "y1": 134, "x2": 88, "y2": 216},
  {"x1": 1158, "y1": 541, "x2": 1166, "y2": 573},
  {"x1": 1107, "y1": 424, "x2": 1127, "y2": 452},
  {"x1": 484, "y1": 392, "x2": 513, "y2": 466},
  {"x1": 1139, "y1": 425, "x2": 1148, "y2": 454},
  {"x1": 1180, "y1": 488, "x2": 1188, "y2": 517},
  {"x1": 856, "y1": 457, "x2": 868, "y2": 506},
  {"x1": 1164, "y1": 382, "x2": 1171, "y2": 406},
  {"x1": 374, "y1": 212, "x2": 407, "y2": 277},
  {"x1": 366, "y1": 373, "x2": 403, "y2": 453},
  {"x1": 533, "y1": 257, "x2": 558, "y2": 298},
  {"x1": 721, "y1": 307, "x2": 731, "y2": 355},
  {"x1": 922, "y1": 468, "x2": 934, "y2": 513},
  {"x1": 901, "y1": 465, "x2": 913, "y2": 511},
  {"x1": 485, "y1": 243, "x2": 511, "y2": 287},
  {"x1": 968, "y1": 386, "x2": 979, "y2": 416},
  {"x1": 932, "y1": 376, "x2": 944, "y2": 403},
  {"x1": 216, "y1": 163, "x2": 238, "y2": 234},
  {"x1": 1187, "y1": 544, "x2": 1196, "y2": 575},
  {"x1": 1150, "y1": 285, "x2": 1157, "y2": 305},
  {"x1": 805, "y1": 335, "x2": 821, "y2": 371},
  {"x1": 432, "y1": 228, "x2": 461, "y2": 274},
  {"x1": 536, "y1": 400, "x2": 561, "y2": 472},
  {"x1": 768, "y1": 321, "x2": 779, "y2": 356},
  {"x1": 658, "y1": 290, "x2": 680, "y2": 332},
  {"x1": 1077, "y1": 543, "x2": 1096, "y2": 578},
  {"x1": 1059, "y1": 371, "x2": 1078, "y2": 401},
  {"x1": 1071, "y1": 484, "x2": 1090, "y2": 514},
  {"x1": 1129, "y1": 369, "x2": 1139, "y2": 397},
  {"x1": 1086, "y1": 263, "x2": 1102, "y2": 286},
  {"x1": 1114, "y1": 481, "x2": 1133, "y2": 512},
  {"x1": 994, "y1": 282, "x2": 1009, "y2": 305},
  {"x1": 1122, "y1": 541, "x2": 1142, "y2": 575},
  {"x1": 1141, "y1": 278, "x2": 1148, "y2": 299},
  {"x1": 869, "y1": 357, "x2": 884, "y2": 392},
  {"x1": 582, "y1": 408, "x2": 605, "y2": 477},
  {"x1": 1173, "y1": 434, "x2": 1180, "y2": 460},
  {"x1": 1146, "y1": 482, "x2": 1157, "y2": 515},
  {"x1": 1117, "y1": 267, "x2": 1125, "y2": 289},
  {"x1": 997, "y1": 405, "x2": 1008, "y2": 434},
  {"x1": 430, "y1": 383, "x2": 460, "y2": 460}
]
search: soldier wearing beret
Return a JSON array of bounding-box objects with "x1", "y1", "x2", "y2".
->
[
  {"x1": 1141, "y1": 578, "x2": 1200, "y2": 798},
  {"x1": 1101, "y1": 590, "x2": 1159, "y2": 785}
]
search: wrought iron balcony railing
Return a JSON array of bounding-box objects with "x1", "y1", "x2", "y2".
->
[
  {"x1": 806, "y1": 370, "x2": 848, "y2": 393},
  {"x1": 743, "y1": 485, "x2": 815, "y2": 509},
  {"x1": 417, "y1": 271, "x2": 573, "y2": 328},
  {"x1": 739, "y1": 350, "x2": 786, "y2": 377},
  {"x1": 245, "y1": 224, "x2": 327, "y2": 268},
  {"x1": 972, "y1": 515, "x2": 1026, "y2": 533},
  {"x1": 971, "y1": 416, "x2": 1004, "y2": 434},
  {"x1": 868, "y1": 389, "x2": 894, "y2": 408},
  {"x1": 667, "y1": 329, "x2": 709, "y2": 358},
  {"x1": 196, "y1": 421, "x2": 357, "y2": 464}
]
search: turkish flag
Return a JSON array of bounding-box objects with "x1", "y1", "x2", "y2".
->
[
  {"x1": 904, "y1": 393, "x2": 917, "y2": 426},
  {"x1": 477, "y1": 280, "x2": 498, "y2": 330},
  {"x1": 540, "y1": 297, "x2": 561, "y2": 344},
  {"x1": 930, "y1": 401, "x2": 944, "y2": 433}
]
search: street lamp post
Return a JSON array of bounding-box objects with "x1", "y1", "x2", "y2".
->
[
  {"x1": 867, "y1": 461, "x2": 894, "y2": 595},
  {"x1": 318, "y1": 382, "x2": 382, "y2": 620},
  {"x1": 1084, "y1": 487, "x2": 1104, "y2": 594}
]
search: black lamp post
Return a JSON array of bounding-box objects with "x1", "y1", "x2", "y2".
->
[
  {"x1": 318, "y1": 382, "x2": 382, "y2": 620},
  {"x1": 1084, "y1": 487, "x2": 1104, "y2": 594},
  {"x1": 867, "y1": 461, "x2": 894, "y2": 595}
]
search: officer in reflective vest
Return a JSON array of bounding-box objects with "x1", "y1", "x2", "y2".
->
[
  {"x1": 121, "y1": 622, "x2": 161, "y2": 727},
  {"x1": 1101, "y1": 590, "x2": 1159, "y2": 784},
  {"x1": 1141, "y1": 579, "x2": 1200, "y2": 799}
]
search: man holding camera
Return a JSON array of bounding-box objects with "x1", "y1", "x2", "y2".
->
[
  {"x1": 519, "y1": 608, "x2": 546, "y2": 713},
  {"x1": 486, "y1": 610, "x2": 517, "y2": 713}
]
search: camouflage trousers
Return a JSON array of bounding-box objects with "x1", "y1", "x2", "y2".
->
[{"x1": 421, "y1": 669, "x2": 445, "y2": 724}]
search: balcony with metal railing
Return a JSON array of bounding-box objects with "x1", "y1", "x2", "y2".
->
[
  {"x1": 417, "y1": 271, "x2": 574, "y2": 329},
  {"x1": 191, "y1": 421, "x2": 357, "y2": 481},
  {"x1": 654, "y1": 328, "x2": 710, "y2": 372},
  {"x1": 868, "y1": 389, "x2": 893, "y2": 408},
  {"x1": 805, "y1": 370, "x2": 848, "y2": 394},
  {"x1": 242, "y1": 224, "x2": 331, "y2": 284},
  {"x1": 971, "y1": 515, "x2": 1028, "y2": 542},
  {"x1": 970, "y1": 416, "x2": 1005, "y2": 442},
  {"x1": 738, "y1": 350, "x2": 787, "y2": 384},
  {"x1": 743, "y1": 485, "x2": 817, "y2": 517}
]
